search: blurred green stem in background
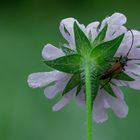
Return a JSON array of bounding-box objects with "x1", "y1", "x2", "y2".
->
[{"x1": 85, "y1": 63, "x2": 92, "y2": 140}]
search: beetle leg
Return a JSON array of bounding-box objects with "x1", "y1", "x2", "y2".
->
[
  {"x1": 100, "y1": 77, "x2": 112, "y2": 89},
  {"x1": 119, "y1": 56, "x2": 123, "y2": 61},
  {"x1": 122, "y1": 67, "x2": 125, "y2": 71}
]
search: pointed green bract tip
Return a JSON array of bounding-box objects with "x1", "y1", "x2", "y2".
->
[
  {"x1": 92, "y1": 24, "x2": 108, "y2": 47},
  {"x1": 74, "y1": 21, "x2": 92, "y2": 57}
]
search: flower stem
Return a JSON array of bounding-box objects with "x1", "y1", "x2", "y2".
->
[{"x1": 85, "y1": 63, "x2": 92, "y2": 140}]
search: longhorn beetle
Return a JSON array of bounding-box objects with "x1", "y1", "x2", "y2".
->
[{"x1": 100, "y1": 29, "x2": 140, "y2": 88}]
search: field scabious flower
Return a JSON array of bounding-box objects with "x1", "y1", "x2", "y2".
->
[{"x1": 27, "y1": 13, "x2": 140, "y2": 123}]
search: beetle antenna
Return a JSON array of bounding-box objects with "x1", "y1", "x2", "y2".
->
[{"x1": 126, "y1": 29, "x2": 134, "y2": 57}]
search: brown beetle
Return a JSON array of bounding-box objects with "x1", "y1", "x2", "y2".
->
[{"x1": 100, "y1": 29, "x2": 138, "y2": 88}]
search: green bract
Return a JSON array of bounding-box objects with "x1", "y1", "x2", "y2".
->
[
  {"x1": 62, "y1": 74, "x2": 81, "y2": 95},
  {"x1": 114, "y1": 72, "x2": 134, "y2": 81},
  {"x1": 91, "y1": 79, "x2": 100, "y2": 106},
  {"x1": 92, "y1": 24, "x2": 108, "y2": 47},
  {"x1": 44, "y1": 54, "x2": 82, "y2": 74},
  {"x1": 90, "y1": 34, "x2": 124, "y2": 74},
  {"x1": 74, "y1": 22, "x2": 91, "y2": 56},
  {"x1": 44, "y1": 22, "x2": 128, "y2": 107},
  {"x1": 100, "y1": 81, "x2": 116, "y2": 97}
]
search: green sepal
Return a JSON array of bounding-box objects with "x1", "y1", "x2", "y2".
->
[
  {"x1": 74, "y1": 22, "x2": 91, "y2": 56},
  {"x1": 91, "y1": 78, "x2": 100, "y2": 107},
  {"x1": 76, "y1": 83, "x2": 83, "y2": 96},
  {"x1": 91, "y1": 34, "x2": 124, "y2": 61},
  {"x1": 101, "y1": 81, "x2": 116, "y2": 97},
  {"x1": 62, "y1": 74, "x2": 81, "y2": 95},
  {"x1": 92, "y1": 24, "x2": 108, "y2": 47},
  {"x1": 44, "y1": 54, "x2": 82, "y2": 74},
  {"x1": 114, "y1": 72, "x2": 134, "y2": 81},
  {"x1": 90, "y1": 34, "x2": 124, "y2": 73}
]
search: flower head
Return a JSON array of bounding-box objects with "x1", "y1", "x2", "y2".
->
[{"x1": 27, "y1": 13, "x2": 140, "y2": 123}]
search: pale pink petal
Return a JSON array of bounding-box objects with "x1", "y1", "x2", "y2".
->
[
  {"x1": 132, "y1": 30, "x2": 140, "y2": 47},
  {"x1": 42, "y1": 44, "x2": 64, "y2": 60},
  {"x1": 76, "y1": 89, "x2": 85, "y2": 107},
  {"x1": 44, "y1": 75, "x2": 70, "y2": 99},
  {"x1": 100, "y1": 13, "x2": 127, "y2": 41},
  {"x1": 100, "y1": 16, "x2": 110, "y2": 30},
  {"x1": 27, "y1": 71, "x2": 66, "y2": 88},
  {"x1": 103, "y1": 99, "x2": 110, "y2": 109},
  {"x1": 116, "y1": 30, "x2": 132, "y2": 57},
  {"x1": 59, "y1": 18, "x2": 87, "y2": 49},
  {"x1": 111, "y1": 84, "x2": 124, "y2": 99},
  {"x1": 123, "y1": 79, "x2": 140, "y2": 90},
  {"x1": 86, "y1": 21, "x2": 100, "y2": 41},
  {"x1": 128, "y1": 48, "x2": 140, "y2": 59},
  {"x1": 103, "y1": 90, "x2": 128, "y2": 118},
  {"x1": 128, "y1": 59, "x2": 140, "y2": 64},
  {"x1": 111, "y1": 79, "x2": 130, "y2": 88},
  {"x1": 110, "y1": 13, "x2": 127, "y2": 25},
  {"x1": 93, "y1": 90, "x2": 108, "y2": 123},
  {"x1": 52, "y1": 88, "x2": 76, "y2": 111},
  {"x1": 116, "y1": 30, "x2": 140, "y2": 57},
  {"x1": 111, "y1": 26, "x2": 127, "y2": 39},
  {"x1": 125, "y1": 63, "x2": 140, "y2": 76},
  {"x1": 59, "y1": 18, "x2": 76, "y2": 47}
]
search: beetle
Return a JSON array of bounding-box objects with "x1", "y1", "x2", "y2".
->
[{"x1": 99, "y1": 29, "x2": 139, "y2": 88}]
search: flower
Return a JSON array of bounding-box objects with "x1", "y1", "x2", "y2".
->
[
  {"x1": 27, "y1": 12, "x2": 140, "y2": 123},
  {"x1": 92, "y1": 14, "x2": 140, "y2": 123}
]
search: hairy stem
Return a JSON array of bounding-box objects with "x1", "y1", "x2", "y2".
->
[{"x1": 85, "y1": 63, "x2": 92, "y2": 140}]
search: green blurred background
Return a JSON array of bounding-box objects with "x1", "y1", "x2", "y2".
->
[{"x1": 1, "y1": 0, "x2": 140, "y2": 140}]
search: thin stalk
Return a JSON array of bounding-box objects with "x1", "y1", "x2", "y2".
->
[{"x1": 85, "y1": 63, "x2": 92, "y2": 140}]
